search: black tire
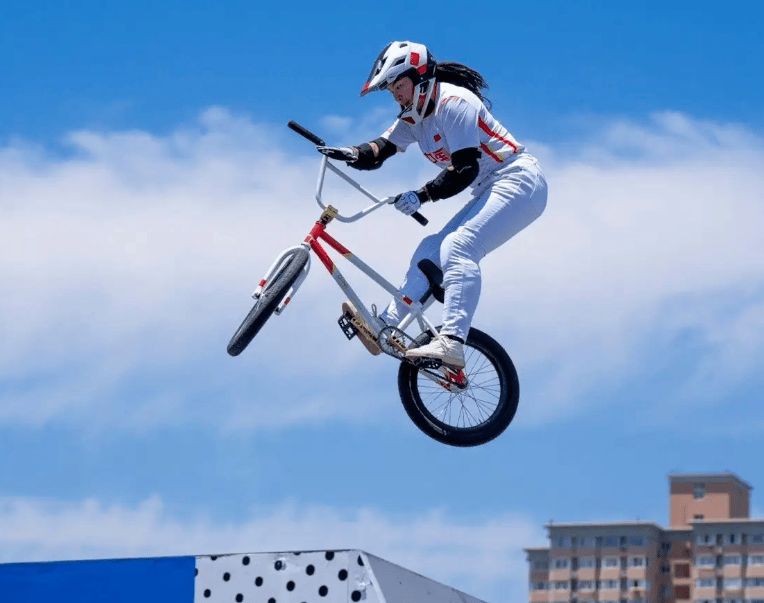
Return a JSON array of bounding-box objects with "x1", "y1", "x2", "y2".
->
[
  {"x1": 397, "y1": 327, "x2": 519, "y2": 447},
  {"x1": 227, "y1": 247, "x2": 309, "y2": 356}
]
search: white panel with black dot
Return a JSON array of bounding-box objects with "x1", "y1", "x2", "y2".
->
[{"x1": 193, "y1": 550, "x2": 381, "y2": 603}]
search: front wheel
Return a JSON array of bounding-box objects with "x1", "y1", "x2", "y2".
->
[
  {"x1": 397, "y1": 327, "x2": 519, "y2": 447},
  {"x1": 227, "y1": 247, "x2": 309, "y2": 357}
]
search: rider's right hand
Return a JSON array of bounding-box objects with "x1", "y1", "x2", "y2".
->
[{"x1": 317, "y1": 146, "x2": 359, "y2": 163}]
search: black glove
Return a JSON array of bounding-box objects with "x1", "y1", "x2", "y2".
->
[{"x1": 317, "y1": 146, "x2": 359, "y2": 163}]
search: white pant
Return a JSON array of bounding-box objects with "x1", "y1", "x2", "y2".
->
[{"x1": 380, "y1": 153, "x2": 548, "y2": 340}]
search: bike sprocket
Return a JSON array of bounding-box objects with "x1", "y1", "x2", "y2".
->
[{"x1": 378, "y1": 326, "x2": 415, "y2": 359}]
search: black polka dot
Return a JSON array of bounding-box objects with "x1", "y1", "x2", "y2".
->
[
  {"x1": 195, "y1": 568, "x2": 198, "y2": 576},
  {"x1": 306, "y1": 564, "x2": 315, "y2": 575},
  {"x1": 204, "y1": 589, "x2": 211, "y2": 598},
  {"x1": 325, "y1": 551, "x2": 335, "y2": 561},
  {"x1": 242, "y1": 556, "x2": 250, "y2": 565},
  {"x1": 319, "y1": 585, "x2": 329, "y2": 597},
  {"x1": 268, "y1": 598, "x2": 276, "y2": 603},
  {"x1": 274, "y1": 560, "x2": 283, "y2": 570},
  {"x1": 224, "y1": 572, "x2": 231, "y2": 581},
  {"x1": 236, "y1": 595, "x2": 243, "y2": 602},
  {"x1": 255, "y1": 577, "x2": 263, "y2": 587},
  {"x1": 287, "y1": 581, "x2": 296, "y2": 591},
  {"x1": 351, "y1": 590, "x2": 362, "y2": 601},
  {"x1": 357, "y1": 555, "x2": 364, "y2": 566},
  {"x1": 211, "y1": 556, "x2": 218, "y2": 561},
  {"x1": 338, "y1": 569, "x2": 348, "y2": 581}
]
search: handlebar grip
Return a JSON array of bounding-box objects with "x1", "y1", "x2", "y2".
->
[
  {"x1": 287, "y1": 120, "x2": 326, "y2": 146},
  {"x1": 411, "y1": 211, "x2": 428, "y2": 226}
]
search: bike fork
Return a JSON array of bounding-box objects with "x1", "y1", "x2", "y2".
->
[{"x1": 252, "y1": 245, "x2": 312, "y2": 315}]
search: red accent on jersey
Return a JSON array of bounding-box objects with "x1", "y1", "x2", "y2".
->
[
  {"x1": 478, "y1": 117, "x2": 519, "y2": 153},
  {"x1": 480, "y1": 143, "x2": 503, "y2": 163},
  {"x1": 434, "y1": 134, "x2": 441, "y2": 142},
  {"x1": 410, "y1": 52, "x2": 420, "y2": 66},
  {"x1": 259, "y1": 279, "x2": 267, "y2": 287},
  {"x1": 424, "y1": 148, "x2": 451, "y2": 163},
  {"x1": 403, "y1": 296, "x2": 413, "y2": 305}
]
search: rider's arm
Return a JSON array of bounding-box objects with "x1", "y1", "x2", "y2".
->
[
  {"x1": 416, "y1": 147, "x2": 481, "y2": 202},
  {"x1": 349, "y1": 137, "x2": 398, "y2": 171}
]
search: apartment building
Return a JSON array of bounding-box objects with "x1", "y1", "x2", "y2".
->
[{"x1": 526, "y1": 473, "x2": 764, "y2": 603}]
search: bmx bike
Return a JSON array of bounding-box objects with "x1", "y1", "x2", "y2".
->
[{"x1": 227, "y1": 120, "x2": 520, "y2": 447}]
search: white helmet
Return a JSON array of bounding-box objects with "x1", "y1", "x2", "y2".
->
[{"x1": 361, "y1": 41, "x2": 438, "y2": 125}]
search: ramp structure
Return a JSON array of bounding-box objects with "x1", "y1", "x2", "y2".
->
[{"x1": 0, "y1": 549, "x2": 488, "y2": 603}]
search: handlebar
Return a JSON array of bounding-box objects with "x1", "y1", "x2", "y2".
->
[{"x1": 287, "y1": 120, "x2": 428, "y2": 226}]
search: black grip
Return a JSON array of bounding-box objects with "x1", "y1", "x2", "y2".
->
[
  {"x1": 287, "y1": 120, "x2": 326, "y2": 146},
  {"x1": 411, "y1": 211, "x2": 428, "y2": 226}
]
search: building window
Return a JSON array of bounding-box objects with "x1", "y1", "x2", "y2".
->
[
  {"x1": 697, "y1": 556, "x2": 716, "y2": 567},
  {"x1": 629, "y1": 536, "x2": 646, "y2": 546},
  {"x1": 604, "y1": 557, "x2": 619, "y2": 568},
  {"x1": 694, "y1": 483, "x2": 706, "y2": 499},
  {"x1": 554, "y1": 581, "x2": 570, "y2": 590},
  {"x1": 579, "y1": 537, "x2": 596, "y2": 548},
  {"x1": 578, "y1": 581, "x2": 595, "y2": 591},
  {"x1": 751, "y1": 534, "x2": 764, "y2": 544},
  {"x1": 675, "y1": 563, "x2": 691, "y2": 578},
  {"x1": 724, "y1": 555, "x2": 742, "y2": 566},
  {"x1": 749, "y1": 555, "x2": 764, "y2": 565},
  {"x1": 579, "y1": 557, "x2": 596, "y2": 569},
  {"x1": 694, "y1": 514, "x2": 705, "y2": 521},
  {"x1": 533, "y1": 560, "x2": 549, "y2": 570},
  {"x1": 723, "y1": 579, "x2": 742, "y2": 590},
  {"x1": 697, "y1": 579, "x2": 715, "y2": 588},
  {"x1": 747, "y1": 578, "x2": 764, "y2": 587},
  {"x1": 554, "y1": 558, "x2": 569, "y2": 569},
  {"x1": 601, "y1": 580, "x2": 618, "y2": 590},
  {"x1": 531, "y1": 581, "x2": 549, "y2": 590},
  {"x1": 675, "y1": 585, "x2": 691, "y2": 599},
  {"x1": 728, "y1": 534, "x2": 737, "y2": 545},
  {"x1": 630, "y1": 557, "x2": 647, "y2": 567},
  {"x1": 661, "y1": 542, "x2": 672, "y2": 551},
  {"x1": 604, "y1": 536, "x2": 619, "y2": 547},
  {"x1": 661, "y1": 564, "x2": 670, "y2": 573}
]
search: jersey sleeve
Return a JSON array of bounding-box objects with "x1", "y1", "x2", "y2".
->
[
  {"x1": 381, "y1": 119, "x2": 417, "y2": 151},
  {"x1": 438, "y1": 96, "x2": 481, "y2": 154}
]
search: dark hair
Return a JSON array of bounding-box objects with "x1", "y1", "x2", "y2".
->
[{"x1": 434, "y1": 61, "x2": 491, "y2": 109}]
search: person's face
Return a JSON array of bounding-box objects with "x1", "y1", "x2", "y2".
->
[{"x1": 389, "y1": 77, "x2": 414, "y2": 108}]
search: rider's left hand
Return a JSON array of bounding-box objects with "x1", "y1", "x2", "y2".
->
[
  {"x1": 394, "y1": 191, "x2": 421, "y2": 216},
  {"x1": 317, "y1": 146, "x2": 359, "y2": 163}
]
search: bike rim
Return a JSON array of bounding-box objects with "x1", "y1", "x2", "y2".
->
[{"x1": 413, "y1": 343, "x2": 504, "y2": 431}]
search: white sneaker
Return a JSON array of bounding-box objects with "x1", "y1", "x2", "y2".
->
[{"x1": 405, "y1": 335, "x2": 465, "y2": 368}]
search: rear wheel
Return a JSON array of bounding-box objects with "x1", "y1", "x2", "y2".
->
[
  {"x1": 397, "y1": 327, "x2": 519, "y2": 447},
  {"x1": 227, "y1": 248, "x2": 309, "y2": 356}
]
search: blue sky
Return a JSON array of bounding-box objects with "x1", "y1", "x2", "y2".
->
[{"x1": 1, "y1": 1, "x2": 764, "y2": 602}]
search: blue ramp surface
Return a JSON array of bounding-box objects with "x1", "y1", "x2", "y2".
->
[{"x1": 0, "y1": 556, "x2": 195, "y2": 603}]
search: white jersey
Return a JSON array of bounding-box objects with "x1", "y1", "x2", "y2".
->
[{"x1": 381, "y1": 82, "x2": 525, "y2": 188}]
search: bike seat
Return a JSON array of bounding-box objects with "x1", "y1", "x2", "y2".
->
[{"x1": 417, "y1": 259, "x2": 445, "y2": 304}]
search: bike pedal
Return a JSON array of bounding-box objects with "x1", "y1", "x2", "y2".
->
[
  {"x1": 411, "y1": 358, "x2": 443, "y2": 369},
  {"x1": 338, "y1": 314, "x2": 358, "y2": 341}
]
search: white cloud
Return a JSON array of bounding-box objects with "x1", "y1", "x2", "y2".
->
[
  {"x1": 0, "y1": 494, "x2": 545, "y2": 603},
  {"x1": 1, "y1": 108, "x2": 764, "y2": 431}
]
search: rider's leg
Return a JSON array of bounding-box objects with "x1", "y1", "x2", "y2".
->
[
  {"x1": 378, "y1": 232, "x2": 444, "y2": 326},
  {"x1": 406, "y1": 158, "x2": 548, "y2": 363}
]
